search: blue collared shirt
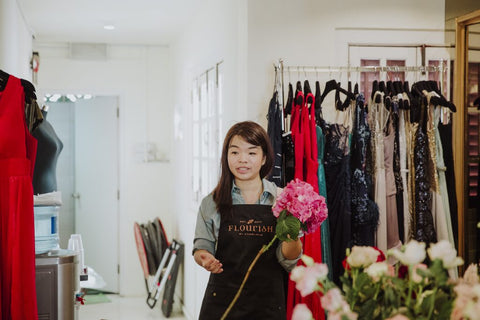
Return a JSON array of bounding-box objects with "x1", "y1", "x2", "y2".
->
[{"x1": 193, "y1": 179, "x2": 300, "y2": 272}]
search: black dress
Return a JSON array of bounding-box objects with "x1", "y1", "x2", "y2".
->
[
  {"x1": 350, "y1": 94, "x2": 379, "y2": 246},
  {"x1": 391, "y1": 101, "x2": 405, "y2": 242},
  {"x1": 413, "y1": 105, "x2": 437, "y2": 244},
  {"x1": 437, "y1": 121, "x2": 458, "y2": 245},
  {"x1": 267, "y1": 91, "x2": 283, "y2": 187},
  {"x1": 324, "y1": 122, "x2": 352, "y2": 284}
]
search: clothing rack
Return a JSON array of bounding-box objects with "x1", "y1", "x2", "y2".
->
[
  {"x1": 273, "y1": 59, "x2": 449, "y2": 129},
  {"x1": 280, "y1": 64, "x2": 447, "y2": 75}
]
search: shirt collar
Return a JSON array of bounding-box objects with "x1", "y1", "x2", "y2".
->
[{"x1": 231, "y1": 179, "x2": 276, "y2": 199}]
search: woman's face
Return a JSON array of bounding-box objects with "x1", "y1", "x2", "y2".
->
[{"x1": 227, "y1": 135, "x2": 266, "y2": 183}]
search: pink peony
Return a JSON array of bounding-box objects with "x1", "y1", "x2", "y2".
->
[
  {"x1": 320, "y1": 288, "x2": 346, "y2": 312},
  {"x1": 273, "y1": 178, "x2": 328, "y2": 234},
  {"x1": 291, "y1": 304, "x2": 313, "y2": 320},
  {"x1": 290, "y1": 263, "x2": 329, "y2": 297}
]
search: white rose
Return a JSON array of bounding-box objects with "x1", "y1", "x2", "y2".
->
[
  {"x1": 472, "y1": 284, "x2": 480, "y2": 299},
  {"x1": 365, "y1": 262, "x2": 389, "y2": 282},
  {"x1": 463, "y1": 264, "x2": 480, "y2": 285},
  {"x1": 346, "y1": 246, "x2": 380, "y2": 268},
  {"x1": 292, "y1": 304, "x2": 313, "y2": 320},
  {"x1": 389, "y1": 240, "x2": 426, "y2": 265},
  {"x1": 301, "y1": 254, "x2": 315, "y2": 267},
  {"x1": 427, "y1": 240, "x2": 464, "y2": 269}
]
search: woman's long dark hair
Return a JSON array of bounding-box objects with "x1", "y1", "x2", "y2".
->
[{"x1": 212, "y1": 121, "x2": 274, "y2": 217}]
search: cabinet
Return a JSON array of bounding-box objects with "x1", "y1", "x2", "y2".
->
[{"x1": 35, "y1": 252, "x2": 78, "y2": 320}]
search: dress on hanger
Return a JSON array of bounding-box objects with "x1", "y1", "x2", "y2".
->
[
  {"x1": 413, "y1": 105, "x2": 437, "y2": 244},
  {"x1": 287, "y1": 92, "x2": 324, "y2": 320},
  {"x1": 406, "y1": 119, "x2": 418, "y2": 240},
  {"x1": 0, "y1": 74, "x2": 38, "y2": 319},
  {"x1": 438, "y1": 119, "x2": 458, "y2": 243},
  {"x1": 424, "y1": 93, "x2": 450, "y2": 244},
  {"x1": 370, "y1": 91, "x2": 388, "y2": 254},
  {"x1": 398, "y1": 105, "x2": 411, "y2": 242},
  {"x1": 317, "y1": 124, "x2": 333, "y2": 280},
  {"x1": 324, "y1": 121, "x2": 352, "y2": 285},
  {"x1": 433, "y1": 105, "x2": 455, "y2": 247},
  {"x1": 267, "y1": 91, "x2": 283, "y2": 187},
  {"x1": 384, "y1": 115, "x2": 402, "y2": 253},
  {"x1": 350, "y1": 94, "x2": 378, "y2": 246},
  {"x1": 392, "y1": 98, "x2": 405, "y2": 243}
]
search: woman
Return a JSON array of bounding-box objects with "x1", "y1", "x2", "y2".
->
[{"x1": 193, "y1": 121, "x2": 302, "y2": 319}]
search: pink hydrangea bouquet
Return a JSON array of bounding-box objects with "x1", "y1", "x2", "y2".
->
[
  {"x1": 272, "y1": 178, "x2": 328, "y2": 240},
  {"x1": 221, "y1": 179, "x2": 328, "y2": 320}
]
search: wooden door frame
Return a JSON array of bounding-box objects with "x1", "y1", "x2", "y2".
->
[{"x1": 454, "y1": 9, "x2": 480, "y2": 266}]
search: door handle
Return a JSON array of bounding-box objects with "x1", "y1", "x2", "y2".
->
[{"x1": 72, "y1": 192, "x2": 81, "y2": 199}]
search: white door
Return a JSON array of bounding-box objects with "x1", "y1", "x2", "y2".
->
[{"x1": 74, "y1": 96, "x2": 119, "y2": 293}]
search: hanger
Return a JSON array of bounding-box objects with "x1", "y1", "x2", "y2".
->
[
  {"x1": 320, "y1": 79, "x2": 355, "y2": 107},
  {"x1": 285, "y1": 83, "x2": 293, "y2": 115},
  {"x1": 354, "y1": 83, "x2": 359, "y2": 95},
  {"x1": 304, "y1": 80, "x2": 313, "y2": 104},
  {"x1": 320, "y1": 79, "x2": 337, "y2": 103},
  {"x1": 315, "y1": 81, "x2": 322, "y2": 111},
  {"x1": 371, "y1": 80, "x2": 379, "y2": 101},
  {"x1": 295, "y1": 81, "x2": 303, "y2": 106},
  {"x1": 402, "y1": 81, "x2": 411, "y2": 110},
  {"x1": 0, "y1": 69, "x2": 9, "y2": 91},
  {"x1": 429, "y1": 81, "x2": 456, "y2": 112},
  {"x1": 334, "y1": 82, "x2": 355, "y2": 111},
  {"x1": 0, "y1": 69, "x2": 37, "y2": 101}
]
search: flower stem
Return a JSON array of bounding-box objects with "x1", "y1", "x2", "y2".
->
[
  {"x1": 426, "y1": 288, "x2": 437, "y2": 319},
  {"x1": 406, "y1": 266, "x2": 413, "y2": 309},
  {"x1": 220, "y1": 235, "x2": 278, "y2": 320}
]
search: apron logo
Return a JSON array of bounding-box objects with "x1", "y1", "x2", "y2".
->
[{"x1": 228, "y1": 220, "x2": 274, "y2": 236}]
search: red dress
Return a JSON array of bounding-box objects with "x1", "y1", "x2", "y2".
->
[
  {"x1": 0, "y1": 75, "x2": 38, "y2": 320},
  {"x1": 287, "y1": 91, "x2": 324, "y2": 320}
]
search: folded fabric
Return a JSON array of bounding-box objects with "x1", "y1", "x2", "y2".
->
[{"x1": 34, "y1": 191, "x2": 62, "y2": 206}]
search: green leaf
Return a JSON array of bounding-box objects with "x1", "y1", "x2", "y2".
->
[{"x1": 275, "y1": 211, "x2": 301, "y2": 241}]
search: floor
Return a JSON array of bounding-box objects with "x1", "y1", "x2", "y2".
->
[{"x1": 78, "y1": 294, "x2": 187, "y2": 320}]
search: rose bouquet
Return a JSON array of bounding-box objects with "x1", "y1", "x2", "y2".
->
[
  {"x1": 290, "y1": 239, "x2": 471, "y2": 320},
  {"x1": 221, "y1": 179, "x2": 328, "y2": 320}
]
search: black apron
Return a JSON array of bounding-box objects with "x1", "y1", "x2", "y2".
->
[{"x1": 199, "y1": 204, "x2": 287, "y2": 320}]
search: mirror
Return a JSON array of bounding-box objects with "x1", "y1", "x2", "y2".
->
[{"x1": 454, "y1": 10, "x2": 480, "y2": 267}]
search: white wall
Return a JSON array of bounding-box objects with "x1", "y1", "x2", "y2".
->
[
  {"x1": 172, "y1": 0, "x2": 447, "y2": 319},
  {"x1": 34, "y1": 43, "x2": 173, "y2": 296},
  {"x1": 0, "y1": 0, "x2": 33, "y2": 78},
  {"x1": 247, "y1": 0, "x2": 446, "y2": 126},
  {"x1": 169, "y1": 0, "x2": 248, "y2": 318}
]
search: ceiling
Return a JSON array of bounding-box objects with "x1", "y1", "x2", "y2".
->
[{"x1": 17, "y1": 0, "x2": 202, "y2": 45}]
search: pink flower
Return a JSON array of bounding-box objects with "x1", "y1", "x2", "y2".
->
[
  {"x1": 290, "y1": 263, "x2": 328, "y2": 297},
  {"x1": 412, "y1": 264, "x2": 428, "y2": 283},
  {"x1": 320, "y1": 288, "x2": 346, "y2": 312},
  {"x1": 291, "y1": 304, "x2": 313, "y2": 320},
  {"x1": 273, "y1": 179, "x2": 328, "y2": 234},
  {"x1": 320, "y1": 289, "x2": 358, "y2": 320}
]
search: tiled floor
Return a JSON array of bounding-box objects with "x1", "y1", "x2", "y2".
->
[{"x1": 78, "y1": 294, "x2": 187, "y2": 320}]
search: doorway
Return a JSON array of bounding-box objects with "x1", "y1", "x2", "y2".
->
[{"x1": 46, "y1": 95, "x2": 120, "y2": 293}]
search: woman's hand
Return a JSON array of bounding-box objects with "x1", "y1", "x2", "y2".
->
[
  {"x1": 281, "y1": 237, "x2": 302, "y2": 260},
  {"x1": 194, "y1": 249, "x2": 223, "y2": 273}
]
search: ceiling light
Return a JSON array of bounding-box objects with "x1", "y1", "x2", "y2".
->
[
  {"x1": 66, "y1": 94, "x2": 77, "y2": 102},
  {"x1": 104, "y1": 25, "x2": 115, "y2": 30}
]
